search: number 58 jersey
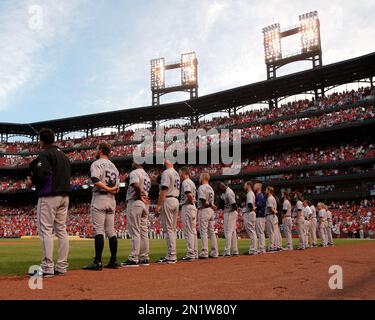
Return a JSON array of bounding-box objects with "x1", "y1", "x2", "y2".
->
[
  {"x1": 90, "y1": 158, "x2": 120, "y2": 195},
  {"x1": 126, "y1": 168, "x2": 151, "y2": 201}
]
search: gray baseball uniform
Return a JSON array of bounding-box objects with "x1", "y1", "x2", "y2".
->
[
  {"x1": 180, "y1": 178, "x2": 198, "y2": 259},
  {"x1": 318, "y1": 209, "x2": 328, "y2": 246},
  {"x1": 126, "y1": 168, "x2": 151, "y2": 262},
  {"x1": 309, "y1": 205, "x2": 318, "y2": 246},
  {"x1": 197, "y1": 183, "x2": 218, "y2": 258},
  {"x1": 295, "y1": 200, "x2": 306, "y2": 249},
  {"x1": 222, "y1": 187, "x2": 238, "y2": 255},
  {"x1": 282, "y1": 199, "x2": 293, "y2": 250},
  {"x1": 243, "y1": 190, "x2": 257, "y2": 254},
  {"x1": 303, "y1": 205, "x2": 312, "y2": 248},
  {"x1": 160, "y1": 167, "x2": 180, "y2": 261},
  {"x1": 265, "y1": 195, "x2": 277, "y2": 251},
  {"x1": 90, "y1": 158, "x2": 119, "y2": 238},
  {"x1": 326, "y1": 210, "x2": 334, "y2": 245}
]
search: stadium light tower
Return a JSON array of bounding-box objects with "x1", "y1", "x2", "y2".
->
[
  {"x1": 262, "y1": 11, "x2": 323, "y2": 107},
  {"x1": 150, "y1": 52, "x2": 198, "y2": 107}
]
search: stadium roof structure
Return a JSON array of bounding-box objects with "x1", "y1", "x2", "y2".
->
[{"x1": 1, "y1": 52, "x2": 375, "y2": 137}]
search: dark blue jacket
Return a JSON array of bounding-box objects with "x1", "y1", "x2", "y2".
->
[{"x1": 255, "y1": 192, "x2": 266, "y2": 218}]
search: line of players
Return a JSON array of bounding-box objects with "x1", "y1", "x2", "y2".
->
[{"x1": 83, "y1": 143, "x2": 334, "y2": 270}]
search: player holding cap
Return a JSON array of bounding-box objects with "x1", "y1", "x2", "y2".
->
[
  {"x1": 83, "y1": 142, "x2": 120, "y2": 271},
  {"x1": 317, "y1": 202, "x2": 328, "y2": 247},
  {"x1": 295, "y1": 192, "x2": 306, "y2": 250},
  {"x1": 122, "y1": 162, "x2": 151, "y2": 267},
  {"x1": 217, "y1": 181, "x2": 239, "y2": 257},
  {"x1": 197, "y1": 173, "x2": 218, "y2": 259},
  {"x1": 282, "y1": 192, "x2": 293, "y2": 250},
  {"x1": 303, "y1": 200, "x2": 312, "y2": 249},
  {"x1": 265, "y1": 186, "x2": 278, "y2": 252},
  {"x1": 243, "y1": 181, "x2": 257, "y2": 255},
  {"x1": 255, "y1": 183, "x2": 266, "y2": 254},
  {"x1": 179, "y1": 167, "x2": 198, "y2": 262},
  {"x1": 155, "y1": 160, "x2": 180, "y2": 264},
  {"x1": 325, "y1": 205, "x2": 334, "y2": 246},
  {"x1": 309, "y1": 201, "x2": 318, "y2": 247}
]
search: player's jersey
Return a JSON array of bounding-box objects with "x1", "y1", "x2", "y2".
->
[
  {"x1": 327, "y1": 210, "x2": 332, "y2": 222},
  {"x1": 160, "y1": 168, "x2": 180, "y2": 197},
  {"x1": 266, "y1": 195, "x2": 277, "y2": 215},
  {"x1": 197, "y1": 184, "x2": 214, "y2": 209},
  {"x1": 180, "y1": 178, "x2": 196, "y2": 205},
  {"x1": 318, "y1": 209, "x2": 327, "y2": 222},
  {"x1": 245, "y1": 190, "x2": 255, "y2": 213},
  {"x1": 303, "y1": 205, "x2": 312, "y2": 220},
  {"x1": 222, "y1": 187, "x2": 236, "y2": 212},
  {"x1": 282, "y1": 199, "x2": 292, "y2": 217},
  {"x1": 126, "y1": 168, "x2": 151, "y2": 201},
  {"x1": 310, "y1": 205, "x2": 317, "y2": 219},
  {"x1": 90, "y1": 158, "x2": 119, "y2": 195},
  {"x1": 295, "y1": 200, "x2": 304, "y2": 218}
]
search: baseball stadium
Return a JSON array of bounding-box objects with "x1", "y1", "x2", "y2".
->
[{"x1": 1, "y1": 3, "x2": 375, "y2": 301}]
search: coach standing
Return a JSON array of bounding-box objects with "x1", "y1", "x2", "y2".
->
[{"x1": 27, "y1": 128, "x2": 71, "y2": 277}]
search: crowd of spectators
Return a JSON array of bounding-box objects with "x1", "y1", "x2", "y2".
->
[{"x1": 1, "y1": 198, "x2": 374, "y2": 239}]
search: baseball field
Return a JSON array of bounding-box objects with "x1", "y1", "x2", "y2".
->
[{"x1": 0, "y1": 238, "x2": 374, "y2": 300}]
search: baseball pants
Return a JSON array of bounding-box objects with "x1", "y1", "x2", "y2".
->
[
  {"x1": 304, "y1": 220, "x2": 310, "y2": 248},
  {"x1": 90, "y1": 195, "x2": 116, "y2": 238},
  {"x1": 273, "y1": 215, "x2": 282, "y2": 249},
  {"x1": 223, "y1": 210, "x2": 238, "y2": 255},
  {"x1": 127, "y1": 200, "x2": 150, "y2": 262},
  {"x1": 327, "y1": 223, "x2": 333, "y2": 244},
  {"x1": 319, "y1": 222, "x2": 328, "y2": 246},
  {"x1": 282, "y1": 216, "x2": 293, "y2": 250},
  {"x1": 160, "y1": 197, "x2": 179, "y2": 261},
  {"x1": 243, "y1": 211, "x2": 257, "y2": 253},
  {"x1": 296, "y1": 218, "x2": 306, "y2": 249},
  {"x1": 266, "y1": 215, "x2": 276, "y2": 250},
  {"x1": 255, "y1": 217, "x2": 266, "y2": 253},
  {"x1": 198, "y1": 207, "x2": 218, "y2": 258},
  {"x1": 181, "y1": 204, "x2": 198, "y2": 259},
  {"x1": 309, "y1": 218, "x2": 318, "y2": 246},
  {"x1": 36, "y1": 196, "x2": 69, "y2": 274}
]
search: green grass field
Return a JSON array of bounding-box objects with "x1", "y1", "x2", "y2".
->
[{"x1": 0, "y1": 238, "x2": 372, "y2": 276}]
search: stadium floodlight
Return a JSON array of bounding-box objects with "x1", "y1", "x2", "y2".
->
[
  {"x1": 181, "y1": 52, "x2": 198, "y2": 86},
  {"x1": 150, "y1": 58, "x2": 165, "y2": 90},
  {"x1": 262, "y1": 23, "x2": 282, "y2": 64},
  {"x1": 299, "y1": 11, "x2": 320, "y2": 53}
]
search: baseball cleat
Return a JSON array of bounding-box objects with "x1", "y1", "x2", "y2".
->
[
  {"x1": 82, "y1": 261, "x2": 103, "y2": 271},
  {"x1": 198, "y1": 255, "x2": 209, "y2": 260},
  {"x1": 54, "y1": 270, "x2": 66, "y2": 276},
  {"x1": 138, "y1": 259, "x2": 150, "y2": 266},
  {"x1": 232, "y1": 253, "x2": 239, "y2": 257},
  {"x1": 181, "y1": 256, "x2": 194, "y2": 262},
  {"x1": 28, "y1": 270, "x2": 54, "y2": 278},
  {"x1": 121, "y1": 260, "x2": 139, "y2": 268},
  {"x1": 209, "y1": 255, "x2": 219, "y2": 259},
  {"x1": 105, "y1": 261, "x2": 120, "y2": 269},
  {"x1": 157, "y1": 258, "x2": 177, "y2": 264},
  {"x1": 247, "y1": 251, "x2": 257, "y2": 256}
]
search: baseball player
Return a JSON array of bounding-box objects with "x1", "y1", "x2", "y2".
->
[
  {"x1": 122, "y1": 162, "x2": 151, "y2": 267},
  {"x1": 325, "y1": 205, "x2": 334, "y2": 246},
  {"x1": 308, "y1": 200, "x2": 318, "y2": 247},
  {"x1": 282, "y1": 192, "x2": 293, "y2": 250},
  {"x1": 197, "y1": 172, "x2": 218, "y2": 259},
  {"x1": 243, "y1": 181, "x2": 257, "y2": 255},
  {"x1": 265, "y1": 186, "x2": 278, "y2": 252},
  {"x1": 155, "y1": 160, "x2": 180, "y2": 264},
  {"x1": 27, "y1": 128, "x2": 71, "y2": 277},
  {"x1": 295, "y1": 192, "x2": 306, "y2": 250},
  {"x1": 317, "y1": 202, "x2": 328, "y2": 247},
  {"x1": 254, "y1": 183, "x2": 266, "y2": 254},
  {"x1": 83, "y1": 142, "x2": 120, "y2": 271},
  {"x1": 303, "y1": 200, "x2": 312, "y2": 248},
  {"x1": 217, "y1": 181, "x2": 239, "y2": 257},
  {"x1": 179, "y1": 167, "x2": 198, "y2": 262}
]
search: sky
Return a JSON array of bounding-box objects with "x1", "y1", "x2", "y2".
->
[{"x1": 0, "y1": 0, "x2": 374, "y2": 124}]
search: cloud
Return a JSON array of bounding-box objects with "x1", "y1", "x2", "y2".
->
[{"x1": 0, "y1": 0, "x2": 86, "y2": 111}]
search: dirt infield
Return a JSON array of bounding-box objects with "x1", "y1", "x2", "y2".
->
[{"x1": 0, "y1": 242, "x2": 374, "y2": 300}]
